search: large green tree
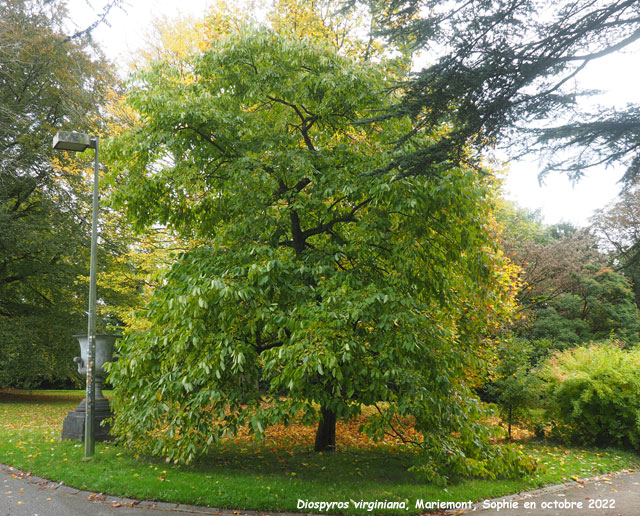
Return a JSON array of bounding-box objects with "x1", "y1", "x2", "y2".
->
[
  {"x1": 0, "y1": 0, "x2": 117, "y2": 387},
  {"x1": 105, "y1": 28, "x2": 530, "y2": 482}
]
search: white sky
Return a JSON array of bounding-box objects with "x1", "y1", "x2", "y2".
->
[
  {"x1": 66, "y1": 0, "x2": 640, "y2": 227},
  {"x1": 502, "y1": 44, "x2": 640, "y2": 227},
  {"x1": 65, "y1": 0, "x2": 213, "y2": 64}
]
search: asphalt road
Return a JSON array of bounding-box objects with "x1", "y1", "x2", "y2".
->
[{"x1": 460, "y1": 470, "x2": 640, "y2": 516}]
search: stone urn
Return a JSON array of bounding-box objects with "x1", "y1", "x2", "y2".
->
[{"x1": 61, "y1": 334, "x2": 119, "y2": 442}]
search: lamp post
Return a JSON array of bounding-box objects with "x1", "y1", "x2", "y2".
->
[{"x1": 53, "y1": 131, "x2": 100, "y2": 458}]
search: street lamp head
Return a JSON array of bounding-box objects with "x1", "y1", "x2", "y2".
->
[{"x1": 53, "y1": 131, "x2": 95, "y2": 152}]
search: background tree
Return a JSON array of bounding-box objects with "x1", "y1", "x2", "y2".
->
[
  {"x1": 498, "y1": 205, "x2": 640, "y2": 353},
  {"x1": 0, "y1": 0, "x2": 121, "y2": 388},
  {"x1": 529, "y1": 265, "x2": 640, "y2": 345},
  {"x1": 345, "y1": 0, "x2": 640, "y2": 184},
  {"x1": 591, "y1": 186, "x2": 640, "y2": 305},
  {"x1": 500, "y1": 209, "x2": 603, "y2": 310},
  {"x1": 105, "y1": 27, "x2": 531, "y2": 483}
]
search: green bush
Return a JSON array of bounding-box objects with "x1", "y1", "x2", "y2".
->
[
  {"x1": 486, "y1": 338, "x2": 541, "y2": 439},
  {"x1": 538, "y1": 343, "x2": 640, "y2": 449}
]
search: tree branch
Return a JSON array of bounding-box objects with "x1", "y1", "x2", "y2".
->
[{"x1": 302, "y1": 199, "x2": 371, "y2": 240}]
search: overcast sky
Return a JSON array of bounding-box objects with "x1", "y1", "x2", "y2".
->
[
  {"x1": 66, "y1": 0, "x2": 640, "y2": 227},
  {"x1": 502, "y1": 43, "x2": 640, "y2": 227}
]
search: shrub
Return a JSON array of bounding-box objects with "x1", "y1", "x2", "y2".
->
[
  {"x1": 529, "y1": 338, "x2": 572, "y2": 367},
  {"x1": 538, "y1": 343, "x2": 640, "y2": 449},
  {"x1": 485, "y1": 338, "x2": 541, "y2": 439}
]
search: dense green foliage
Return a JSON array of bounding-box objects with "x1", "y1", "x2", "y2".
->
[
  {"x1": 104, "y1": 28, "x2": 532, "y2": 483},
  {"x1": 499, "y1": 206, "x2": 640, "y2": 352},
  {"x1": 484, "y1": 206, "x2": 640, "y2": 435},
  {"x1": 0, "y1": 0, "x2": 118, "y2": 388},
  {"x1": 4, "y1": 0, "x2": 640, "y2": 493},
  {"x1": 486, "y1": 338, "x2": 540, "y2": 439},
  {"x1": 539, "y1": 344, "x2": 640, "y2": 449},
  {"x1": 530, "y1": 266, "x2": 640, "y2": 345}
]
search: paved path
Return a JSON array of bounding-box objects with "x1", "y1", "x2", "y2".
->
[
  {"x1": 459, "y1": 470, "x2": 640, "y2": 515},
  {"x1": 0, "y1": 464, "x2": 297, "y2": 516}
]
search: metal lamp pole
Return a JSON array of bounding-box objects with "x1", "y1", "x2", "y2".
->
[{"x1": 53, "y1": 131, "x2": 100, "y2": 458}]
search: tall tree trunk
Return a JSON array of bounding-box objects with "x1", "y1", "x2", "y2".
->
[{"x1": 314, "y1": 406, "x2": 336, "y2": 452}]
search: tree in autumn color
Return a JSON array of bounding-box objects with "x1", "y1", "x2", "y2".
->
[
  {"x1": 500, "y1": 210, "x2": 603, "y2": 311},
  {"x1": 498, "y1": 206, "x2": 640, "y2": 353},
  {"x1": 105, "y1": 27, "x2": 532, "y2": 483}
]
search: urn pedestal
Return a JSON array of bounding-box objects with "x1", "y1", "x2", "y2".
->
[{"x1": 61, "y1": 334, "x2": 117, "y2": 442}]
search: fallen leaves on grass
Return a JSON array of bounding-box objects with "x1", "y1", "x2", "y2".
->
[{"x1": 227, "y1": 406, "x2": 422, "y2": 450}]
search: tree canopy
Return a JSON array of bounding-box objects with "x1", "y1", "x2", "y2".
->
[
  {"x1": 498, "y1": 207, "x2": 640, "y2": 350},
  {"x1": 105, "y1": 26, "x2": 530, "y2": 482},
  {"x1": 353, "y1": 0, "x2": 640, "y2": 183},
  {"x1": 0, "y1": 0, "x2": 118, "y2": 387}
]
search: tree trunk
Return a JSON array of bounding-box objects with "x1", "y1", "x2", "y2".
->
[{"x1": 314, "y1": 407, "x2": 337, "y2": 452}]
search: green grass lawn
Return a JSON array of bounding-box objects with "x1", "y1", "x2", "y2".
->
[{"x1": 1, "y1": 389, "x2": 638, "y2": 515}]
